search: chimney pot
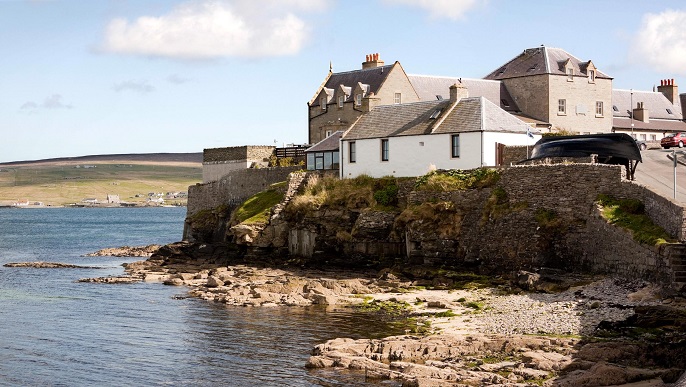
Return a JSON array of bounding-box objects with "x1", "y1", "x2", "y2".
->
[
  {"x1": 661, "y1": 79, "x2": 664, "y2": 86},
  {"x1": 672, "y1": 78, "x2": 675, "y2": 86}
]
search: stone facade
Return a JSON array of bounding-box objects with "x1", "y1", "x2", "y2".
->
[
  {"x1": 502, "y1": 74, "x2": 612, "y2": 134},
  {"x1": 201, "y1": 146, "x2": 275, "y2": 183},
  {"x1": 308, "y1": 63, "x2": 419, "y2": 144}
]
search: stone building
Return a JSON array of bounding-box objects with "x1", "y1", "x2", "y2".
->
[
  {"x1": 612, "y1": 79, "x2": 686, "y2": 141},
  {"x1": 484, "y1": 46, "x2": 614, "y2": 134},
  {"x1": 307, "y1": 53, "x2": 420, "y2": 145},
  {"x1": 202, "y1": 145, "x2": 274, "y2": 183}
]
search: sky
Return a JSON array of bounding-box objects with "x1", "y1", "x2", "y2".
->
[{"x1": 2, "y1": 0, "x2": 686, "y2": 163}]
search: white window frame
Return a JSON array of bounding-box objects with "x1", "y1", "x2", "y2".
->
[
  {"x1": 588, "y1": 70, "x2": 596, "y2": 83},
  {"x1": 558, "y1": 99, "x2": 567, "y2": 115},
  {"x1": 394, "y1": 93, "x2": 401, "y2": 104},
  {"x1": 595, "y1": 101, "x2": 603, "y2": 117},
  {"x1": 355, "y1": 94, "x2": 362, "y2": 106},
  {"x1": 325, "y1": 130, "x2": 332, "y2": 137},
  {"x1": 338, "y1": 95, "x2": 344, "y2": 108},
  {"x1": 320, "y1": 97, "x2": 326, "y2": 111},
  {"x1": 567, "y1": 68, "x2": 574, "y2": 82}
]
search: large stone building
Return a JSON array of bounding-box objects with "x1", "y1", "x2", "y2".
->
[{"x1": 484, "y1": 46, "x2": 614, "y2": 134}]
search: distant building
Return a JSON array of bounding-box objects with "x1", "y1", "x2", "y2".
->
[
  {"x1": 106, "y1": 194, "x2": 120, "y2": 204},
  {"x1": 202, "y1": 145, "x2": 275, "y2": 183}
]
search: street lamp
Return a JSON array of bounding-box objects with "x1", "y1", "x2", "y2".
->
[{"x1": 630, "y1": 89, "x2": 634, "y2": 137}]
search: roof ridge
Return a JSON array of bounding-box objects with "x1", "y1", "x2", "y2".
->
[
  {"x1": 408, "y1": 74, "x2": 503, "y2": 83},
  {"x1": 330, "y1": 64, "x2": 394, "y2": 76}
]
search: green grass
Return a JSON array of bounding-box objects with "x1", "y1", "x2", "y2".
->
[
  {"x1": 596, "y1": 194, "x2": 675, "y2": 245},
  {"x1": 232, "y1": 189, "x2": 285, "y2": 225},
  {"x1": 0, "y1": 162, "x2": 201, "y2": 206},
  {"x1": 414, "y1": 168, "x2": 501, "y2": 191}
]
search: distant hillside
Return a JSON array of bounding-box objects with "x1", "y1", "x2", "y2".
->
[
  {"x1": 0, "y1": 152, "x2": 203, "y2": 167},
  {"x1": 0, "y1": 153, "x2": 203, "y2": 206}
]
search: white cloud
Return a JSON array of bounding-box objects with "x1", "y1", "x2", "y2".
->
[
  {"x1": 167, "y1": 74, "x2": 192, "y2": 84},
  {"x1": 382, "y1": 0, "x2": 479, "y2": 20},
  {"x1": 631, "y1": 10, "x2": 686, "y2": 74},
  {"x1": 20, "y1": 94, "x2": 73, "y2": 110},
  {"x1": 101, "y1": 0, "x2": 329, "y2": 59},
  {"x1": 112, "y1": 80, "x2": 155, "y2": 93}
]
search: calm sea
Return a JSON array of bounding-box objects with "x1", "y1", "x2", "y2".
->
[{"x1": 0, "y1": 208, "x2": 401, "y2": 386}]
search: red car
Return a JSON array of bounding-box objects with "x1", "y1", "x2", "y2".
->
[{"x1": 661, "y1": 132, "x2": 686, "y2": 149}]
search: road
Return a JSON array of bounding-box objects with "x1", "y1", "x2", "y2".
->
[{"x1": 634, "y1": 148, "x2": 686, "y2": 204}]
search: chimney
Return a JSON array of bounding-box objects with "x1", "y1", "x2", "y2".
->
[
  {"x1": 449, "y1": 82, "x2": 469, "y2": 102},
  {"x1": 361, "y1": 92, "x2": 381, "y2": 112},
  {"x1": 657, "y1": 78, "x2": 678, "y2": 105},
  {"x1": 362, "y1": 53, "x2": 385, "y2": 69},
  {"x1": 633, "y1": 101, "x2": 649, "y2": 123}
]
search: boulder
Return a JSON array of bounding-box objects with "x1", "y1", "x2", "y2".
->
[{"x1": 206, "y1": 276, "x2": 224, "y2": 288}]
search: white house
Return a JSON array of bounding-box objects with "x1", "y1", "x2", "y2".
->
[{"x1": 339, "y1": 83, "x2": 540, "y2": 178}]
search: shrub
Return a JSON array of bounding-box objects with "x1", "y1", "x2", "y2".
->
[{"x1": 415, "y1": 168, "x2": 500, "y2": 191}]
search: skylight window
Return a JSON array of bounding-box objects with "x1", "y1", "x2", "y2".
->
[
  {"x1": 612, "y1": 105, "x2": 618, "y2": 112},
  {"x1": 436, "y1": 95, "x2": 443, "y2": 101},
  {"x1": 497, "y1": 67, "x2": 506, "y2": 76},
  {"x1": 501, "y1": 99, "x2": 510, "y2": 107},
  {"x1": 667, "y1": 108, "x2": 673, "y2": 115},
  {"x1": 429, "y1": 109, "x2": 443, "y2": 119}
]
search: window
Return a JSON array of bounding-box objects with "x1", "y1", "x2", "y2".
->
[
  {"x1": 595, "y1": 101, "x2": 603, "y2": 117},
  {"x1": 315, "y1": 152, "x2": 324, "y2": 169},
  {"x1": 567, "y1": 68, "x2": 574, "y2": 82},
  {"x1": 306, "y1": 153, "x2": 315, "y2": 170},
  {"x1": 612, "y1": 105, "x2": 619, "y2": 112},
  {"x1": 588, "y1": 70, "x2": 596, "y2": 83},
  {"x1": 381, "y1": 139, "x2": 389, "y2": 161},
  {"x1": 394, "y1": 93, "x2": 401, "y2": 104},
  {"x1": 451, "y1": 134, "x2": 460, "y2": 158},
  {"x1": 320, "y1": 97, "x2": 326, "y2": 111},
  {"x1": 325, "y1": 130, "x2": 332, "y2": 137},
  {"x1": 500, "y1": 99, "x2": 510, "y2": 108},
  {"x1": 651, "y1": 134, "x2": 657, "y2": 141},
  {"x1": 640, "y1": 134, "x2": 647, "y2": 140},
  {"x1": 349, "y1": 142, "x2": 356, "y2": 163},
  {"x1": 338, "y1": 95, "x2": 344, "y2": 108},
  {"x1": 429, "y1": 109, "x2": 442, "y2": 119},
  {"x1": 355, "y1": 94, "x2": 362, "y2": 106},
  {"x1": 667, "y1": 108, "x2": 674, "y2": 115},
  {"x1": 558, "y1": 99, "x2": 566, "y2": 115}
]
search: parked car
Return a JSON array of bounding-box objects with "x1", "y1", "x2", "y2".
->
[
  {"x1": 661, "y1": 132, "x2": 686, "y2": 149},
  {"x1": 635, "y1": 139, "x2": 647, "y2": 151}
]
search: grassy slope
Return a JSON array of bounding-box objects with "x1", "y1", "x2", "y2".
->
[{"x1": 0, "y1": 156, "x2": 202, "y2": 206}]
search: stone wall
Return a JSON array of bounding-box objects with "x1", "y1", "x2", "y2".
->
[
  {"x1": 187, "y1": 166, "x2": 300, "y2": 218},
  {"x1": 203, "y1": 146, "x2": 275, "y2": 163}
]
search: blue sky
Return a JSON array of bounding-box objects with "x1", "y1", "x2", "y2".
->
[{"x1": 2, "y1": 0, "x2": 686, "y2": 163}]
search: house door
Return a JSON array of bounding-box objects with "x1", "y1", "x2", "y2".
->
[{"x1": 495, "y1": 143, "x2": 505, "y2": 166}]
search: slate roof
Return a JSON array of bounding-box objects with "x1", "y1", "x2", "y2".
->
[
  {"x1": 311, "y1": 64, "x2": 394, "y2": 107},
  {"x1": 613, "y1": 117, "x2": 686, "y2": 132},
  {"x1": 612, "y1": 89, "x2": 683, "y2": 120},
  {"x1": 407, "y1": 75, "x2": 519, "y2": 112},
  {"x1": 306, "y1": 131, "x2": 343, "y2": 152},
  {"x1": 343, "y1": 97, "x2": 530, "y2": 141},
  {"x1": 484, "y1": 46, "x2": 611, "y2": 80}
]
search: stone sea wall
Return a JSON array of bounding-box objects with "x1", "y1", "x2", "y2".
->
[{"x1": 184, "y1": 162, "x2": 686, "y2": 289}]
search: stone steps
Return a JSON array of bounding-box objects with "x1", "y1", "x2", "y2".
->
[{"x1": 671, "y1": 251, "x2": 686, "y2": 284}]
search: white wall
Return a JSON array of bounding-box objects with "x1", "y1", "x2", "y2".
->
[
  {"x1": 482, "y1": 131, "x2": 540, "y2": 166},
  {"x1": 340, "y1": 132, "x2": 540, "y2": 178}
]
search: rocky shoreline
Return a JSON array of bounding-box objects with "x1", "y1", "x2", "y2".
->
[{"x1": 74, "y1": 242, "x2": 686, "y2": 386}]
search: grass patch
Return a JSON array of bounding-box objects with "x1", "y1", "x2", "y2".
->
[
  {"x1": 481, "y1": 187, "x2": 528, "y2": 224},
  {"x1": 355, "y1": 298, "x2": 412, "y2": 316},
  {"x1": 596, "y1": 194, "x2": 674, "y2": 245},
  {"x1": 232, "y1": 189, "x2": 284, "y2": 225},
  {"x1": 414, "y1": 168, "x2": 500, "y2": 191},
  {"x1": 464, "y1": 301, "x2": 484, "y2": 310}
]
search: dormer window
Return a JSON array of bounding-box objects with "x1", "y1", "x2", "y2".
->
[
  {"x1": 429, "y1": 109, "x2": 443, "y2": 119},
  {"x1": 588, "y1": 70, "x2": 596, "y2": 83},
  {"x1": 567, "y1": 68, "x2": 574, "y2": 82},
  {"x1": 355, "y1": 94, "x2": 362, "y2": 106},
  {"x1": 394, "y1": 93, "x2": 401, "y2": 104},
  {"x1": 320, "y1": 97, "x2": 326, "y2": 111},
  {"x1": 338, "y1": 95, "x2": 344, "y2": 108}
]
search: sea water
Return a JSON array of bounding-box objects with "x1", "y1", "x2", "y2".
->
[{"x1": 0, "y1": 208, "x2": 401, "y2": 386}]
